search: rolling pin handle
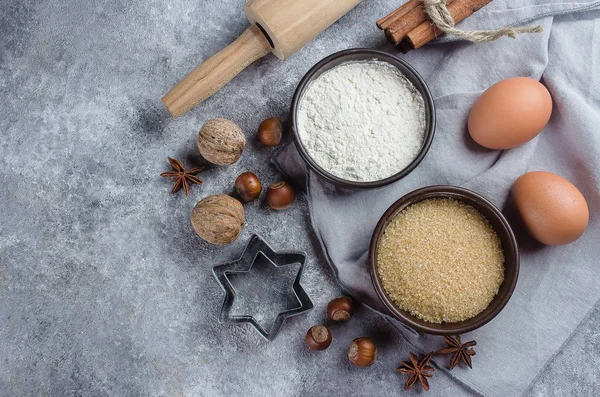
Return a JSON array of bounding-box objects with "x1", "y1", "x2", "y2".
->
[{"x1": 162, "y1": 24, "x2": 272, "y2": 117}]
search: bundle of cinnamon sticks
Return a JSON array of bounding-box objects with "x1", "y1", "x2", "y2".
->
[{"x1": 377, "y1": 0, "x2": 492, "y2": 52}]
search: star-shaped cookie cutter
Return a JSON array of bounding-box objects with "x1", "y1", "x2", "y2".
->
[{"x1": 212, "y1": 234, "x2": 313, "y2": 341}]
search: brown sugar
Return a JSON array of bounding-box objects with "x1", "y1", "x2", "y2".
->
[{"x1": 376, "y1": 198, "x2": 505, "y2": 323}]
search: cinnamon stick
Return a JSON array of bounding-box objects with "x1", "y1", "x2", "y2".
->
[
  {"x1": 401, "y1": 0, "x2": 493, "y2": 51},
  {"x1": 382, "y1": 0, "x2": 458, "y2": 45},
  {"x1": 376, "y1": 0, "x2": 421, "y2": 30}
]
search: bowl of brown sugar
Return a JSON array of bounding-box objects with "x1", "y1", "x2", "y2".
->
[{"x1": 369, "y1": 186, "x2": 519, "y2": 335}]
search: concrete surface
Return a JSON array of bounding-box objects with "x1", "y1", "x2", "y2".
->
[{"x1": 0, "y1": 0, "x2": 598, "y2": 396}]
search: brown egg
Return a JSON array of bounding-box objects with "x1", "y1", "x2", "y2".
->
[
  {"x1": 468, "y1": 77, "x2": 552, "y2": 149},
  {"x1": 511, "y1": 171, "x2": 589, "y2": 245}
]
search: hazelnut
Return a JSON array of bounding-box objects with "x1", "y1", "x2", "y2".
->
[
  {"x1": 191, "y1": 194, "x2": 244, "y2": 245},
  {"x1": 257, "y1": 117, "x2": 283, "y2": 147},
  {"x1": 348, "y1": 337, "x2": 377, "y2": 367},
  {"x1": 266, "y1": 181, "x2": 295, "y2": 210},
  {"x1": 197, "y1": 118, "x2": 246, "y2": 165},
  {"x1": 305, "y1": 325, "x2": 332, "y2": 351},
  {"x1": 327, "y1": 296, "x2": 355, "y2": 321},
  {"x1": 235, "y1": 172, "x2": 262, "y2": 202}
]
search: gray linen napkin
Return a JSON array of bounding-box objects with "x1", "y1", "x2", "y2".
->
[{"x1": 275, "y1": 2, "x2": 600, "y2": 396}]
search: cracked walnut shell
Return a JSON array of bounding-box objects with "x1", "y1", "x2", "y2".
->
[
  {"x1": 197, "y1": 118, "x2": 246, "y2": 165},
  {"x1": 191, "y1": 194, "x2": 244, "y2": 245}
]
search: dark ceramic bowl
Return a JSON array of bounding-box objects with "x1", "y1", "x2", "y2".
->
[
  {"x1": 369, "y1": 186, "x2": 519, "y2": 335},
  {"x1": 290, "y1": 49, "x2": 435, "y2": 189}
]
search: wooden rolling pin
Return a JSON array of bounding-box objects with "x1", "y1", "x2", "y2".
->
[{"x1": 162, "y1": 0, "x2": 363, "y2": 117}]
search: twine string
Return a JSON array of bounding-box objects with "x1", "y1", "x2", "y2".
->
[{"x1": 422, "y1": 0, "x2": 543, "y2": 43}]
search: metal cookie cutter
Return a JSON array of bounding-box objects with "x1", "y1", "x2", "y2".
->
[{"x1": 212, "y1": 234, "x2": 313, "y2": 341}]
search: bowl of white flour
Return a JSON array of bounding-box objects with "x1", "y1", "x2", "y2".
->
[{"x1": 291, "y1": 49, "x2": 435, "y2": 189}]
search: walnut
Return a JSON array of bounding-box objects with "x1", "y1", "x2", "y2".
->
[
  {"x1": 191, "y1": 194, "x2": 244, "y2": 245},
  {"x1": 197, "y1": 118, "x2": 246, "y2": 165}
]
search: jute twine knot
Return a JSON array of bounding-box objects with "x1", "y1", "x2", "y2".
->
[{"x1": 422, "y1": 0, "x2": 543, "y2": 43}]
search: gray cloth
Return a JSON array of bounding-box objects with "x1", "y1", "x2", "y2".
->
[{"x1": 276, "y1": 2, "x2": 600, "y2": 396}]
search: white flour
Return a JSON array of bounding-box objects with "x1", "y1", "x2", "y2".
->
[{"x1": 297, "y1": 61, "x2": 426, "y2": 182}]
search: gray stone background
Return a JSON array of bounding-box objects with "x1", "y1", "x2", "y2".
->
[{"x1": 1, "y1": 0, "x2": 598, "y2": 396}]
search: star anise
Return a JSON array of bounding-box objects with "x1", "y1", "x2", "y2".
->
[
  {"x1": 438, "y1": 335, "x2": 477, "y2": 369},
  {"x1": 160, "y1": 157, "x2": 204, "y2": 196},
  {"x1": 397, "y1": 352, "x2": 434, "y2": 391}
]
